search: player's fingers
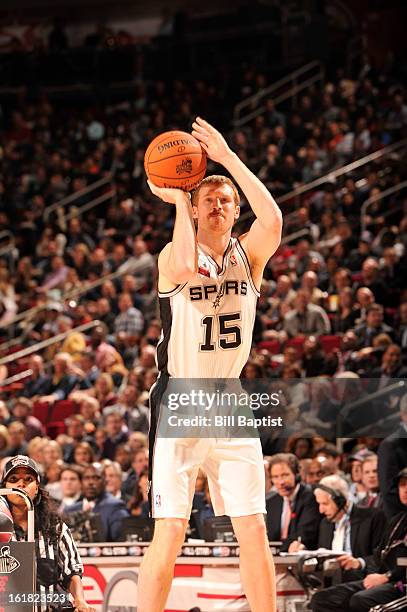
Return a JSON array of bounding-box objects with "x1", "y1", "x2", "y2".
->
[
  {"x1": 196, "y1": 116, "x2": 216, "y2": 131},
  {"x1": 192, "y1": 130, "x2": 209, "y2": 144}
]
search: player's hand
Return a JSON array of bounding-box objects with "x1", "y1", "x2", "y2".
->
[
  {"x1": 147, "y1": 180, "x2": 191, "y2": 205},
  {"x1": 192, "y1": 117, "x2": 233, "y2": 164},
  {"x1": 363, "y1": 573, "x2": 389, "y2": 589},
  {"x1": 337, "y1": 554, "x2": 361, "y2": 570}
]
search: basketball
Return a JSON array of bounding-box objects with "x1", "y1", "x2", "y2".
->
[{"x1": 144, "y1": 130, "x2": 206, "y2": 191}]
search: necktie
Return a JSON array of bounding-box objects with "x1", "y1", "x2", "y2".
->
[{"x1": 281, "y1": 498, "x2": 292, "y2": 540}]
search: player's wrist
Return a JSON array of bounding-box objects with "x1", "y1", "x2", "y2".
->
[
  {"x1": 219, "y1": 149, "x2": 238, "y2": 169},
  {"x1": 174, "y1": 192, "x2": 191, "y2": 206}
]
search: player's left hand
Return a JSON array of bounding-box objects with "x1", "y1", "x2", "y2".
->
[
  {"x1": 192, "y1": 117, "x2": 233, "y2": 164},
  {"x1": 363, "y1": 573, "x2": 389, "y2": 589}
]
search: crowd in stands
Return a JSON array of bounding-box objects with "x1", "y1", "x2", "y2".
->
[{"x1": 0, "y1": 44, "x2": 406, "y2": 612}]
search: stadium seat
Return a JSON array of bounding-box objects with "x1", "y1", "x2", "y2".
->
[
  {"x1": 320, "y1": 335, "x2": 341, "y2": 354},
  {"x1": 32, "y1": 402, "x2": 51, "y2": 424},
  {"x1": 257, "y1": 340, "x2": 281, "y2": 354},
  {"x1": 48, "y1": 400, "x2": 78, "y2": 423},
  {"x1": 285, "y1": 337, "x2": 305, "y2": 357}
]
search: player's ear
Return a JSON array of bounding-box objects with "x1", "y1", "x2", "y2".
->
[
  {"x1": 234, "y1": 205, "x2": 240, "y2": 219},
  {"x1": 192, "y1": 204, "x2": 199, "y2": 219}
]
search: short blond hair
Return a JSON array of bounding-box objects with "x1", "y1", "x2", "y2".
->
[{"x1": 191, "y1": 175, "x2": 240, "y2": 207}]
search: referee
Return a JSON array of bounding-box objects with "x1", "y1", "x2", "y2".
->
[{"x1": 0, "y1": 456, "x2": 94, "y2": 612}]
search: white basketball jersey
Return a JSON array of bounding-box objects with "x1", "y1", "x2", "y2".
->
[{"x1": 157, "y1": 238, "x2": 260, "y2": 378}]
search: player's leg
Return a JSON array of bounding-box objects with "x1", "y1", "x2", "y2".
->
[
  {"x1": 204, "y1": 437, "x2": 275, "y2": 611},
  {"x1": 137, "y1": 517, "x2": 188, "y2": 612},
  {"x1": 231, "y1": 513, "x2": 276, "y2": 612}
]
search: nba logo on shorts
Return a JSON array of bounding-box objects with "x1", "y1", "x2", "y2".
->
[{"x1": 155, "y1": 494, "x2": 161, "y2": 508}]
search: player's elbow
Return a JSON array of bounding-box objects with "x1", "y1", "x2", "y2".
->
[{"x1": 260, "y1": 208, "x2": 283, "y2": 233}]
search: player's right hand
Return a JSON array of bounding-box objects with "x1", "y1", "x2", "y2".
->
[{"x1": 147, "y1": 180, "x2": 191, "y2": 205}]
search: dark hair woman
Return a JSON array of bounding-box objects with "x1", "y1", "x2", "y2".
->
[{"x1": 0, "y1": 455, "x2": 94, "y2": 612}]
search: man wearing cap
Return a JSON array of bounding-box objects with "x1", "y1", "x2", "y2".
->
[{"x1": 310, "y1": 469, "x2": 407, "y2": 611}]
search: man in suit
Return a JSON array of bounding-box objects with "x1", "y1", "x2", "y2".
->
[
  {"x1": 378, "y1": 394, "x2": 407, "y2": 518},
  {"x1": 65, "y1": 462, "x2": 130, "y2": 541},
  {"x1": 310, "y1": 468, "x2": 407, "y2": 611},
  {"x1": 266, "y1": 453, "x2": 321, "y2": 551},
  {"x1": 311, "y1": 475, "x2": 386, "y2": 583},
  {"x1": 357, "y1": 454, "x2": 383, "y2": 510}
]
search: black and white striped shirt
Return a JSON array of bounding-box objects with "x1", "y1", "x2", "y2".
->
[{"x1": 14, "y1": 522, "x2": 83, "y2": 611}]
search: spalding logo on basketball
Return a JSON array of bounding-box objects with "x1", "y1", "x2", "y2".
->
[{"x1": 144, "y1": 130, "x2": 206, "y2": 192}]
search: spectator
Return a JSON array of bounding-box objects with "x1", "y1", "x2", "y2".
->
[
  {"x1": 64, "y1": 463, "x2": 129, "y2": 542},
  {"x1": 21, "y1": 355, "x2": 48, "y2": 398},
  {"x1": 283, "y1": 290, "x2": 331, "y2": 338},
  {"x1": 303, "y1": 457, "x2": 331, "y2": 486},
  {"x1": 73, "y1": 442, "x2": 95, "y2": 467},
  {"x1": 59, "y1": 465, "x2": 83, "y2": 512},
  {"x1": 6, "y1": 421, "x2": 28, "y2": 456},
  {"x1": 358, "y1": 454, "x2": 382, "y2": 509},
  {"x1": 103, "y1": 461, "x2": 124, "y2": 499},
  {"x1": 11, "y1": 397, "x2": 45, "y2": 440},
  {"x1": 39, "y1": 352, "x2": 78, "y2": 404},
  {"x1": 102, "y1": 412, "x2": 128, "y2": 460},
  {"x1": 353, "y1": 304, "x2": 395, "y2": 348}
]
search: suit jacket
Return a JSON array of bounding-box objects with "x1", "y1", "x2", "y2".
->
[
  {"x1": 365, "y1": 510, "x2": 407, "y2": 581},
  {"x1": 318, "y1": 505, "x2": 386, "y2": 581},
  {"x1": 378, "y1": 425, "x2": 407, "y2": 519},
  {"x1": 266, "y1": 483, "x2": 321, "y2": 551},
  {"x1": 65, "y1": 491, "x2": 130, "y2": 541}
]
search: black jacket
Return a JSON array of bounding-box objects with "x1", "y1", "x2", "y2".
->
[
  {"x1": 365, "y1": 510, "x2": 407, "y2": 582},
  {"x1": 318, "y1": 505, "x2": 386, "y2": 581},
  {"x1": 266, "y1": 483, "x2": 321, "y2": 551},
  {"x1": 378, "y1": 426, "x2": 407, "y2": 519}
]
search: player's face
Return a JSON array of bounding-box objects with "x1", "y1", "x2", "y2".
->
[{"x1": 194, "y1": 184, "x2": 239, "y2": 233}]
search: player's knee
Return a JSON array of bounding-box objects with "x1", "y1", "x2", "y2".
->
[
  {"x1": 155, "y1": 518, "x2": 187, "y2": 549},
  {"x1": 234, "y1": 515, "x2": 267, "y2": 544}
]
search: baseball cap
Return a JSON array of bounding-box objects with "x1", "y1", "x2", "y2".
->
[{"x1": 1, "y1": 456, "x2": 41, "y2": 484}]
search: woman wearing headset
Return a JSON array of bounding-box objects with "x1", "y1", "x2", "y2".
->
[{"x1": 0, "y1": 455, "x2": 94, "y2": 612}]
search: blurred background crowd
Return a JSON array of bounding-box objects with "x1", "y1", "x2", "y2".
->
[{"x1": 0, "y1": 0, "x2": 406, "y2": 565}]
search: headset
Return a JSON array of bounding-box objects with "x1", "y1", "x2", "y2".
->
[{"x1": 313, "y1": 483, "x2": 347, "y2": 520}]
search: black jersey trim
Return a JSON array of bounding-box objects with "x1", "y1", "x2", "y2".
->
[
  {"x1": 157, "y1": 296, "x2": 172, "y2": 373},
  {"x1": 148, "y1": 372, "x2": 169, "y2": 518},
  {"x1": 236, "y1": 239, "x2": 261, "y2": 296},
  {"x1": 198, "y1": 238, "x2": 232, "y2": 275},
  {"x1": 158, "y1": 282, "x2": 187, "y2": 298}
]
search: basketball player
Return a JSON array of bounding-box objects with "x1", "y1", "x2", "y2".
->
[{"x1": 137, "y1": 117, "x2": 282, "y2": 612}]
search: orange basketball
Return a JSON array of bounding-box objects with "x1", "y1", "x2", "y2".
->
[{"x1": 144, "y1": 130, "x2": 206, "y2": 191}]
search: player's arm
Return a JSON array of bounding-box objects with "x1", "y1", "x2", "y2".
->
[
  {"x1": 148, "y1": 180, "x2": 198, "y2": 288},
  {"x1": 192, "y1": 117, "x2": 282, "y2": 268}
]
